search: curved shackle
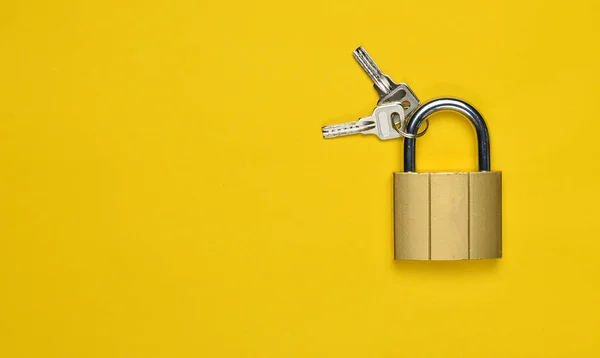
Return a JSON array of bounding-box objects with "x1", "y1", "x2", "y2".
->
[{"x1": 404, "y1": 98, "x2": 491, "y2": 172}]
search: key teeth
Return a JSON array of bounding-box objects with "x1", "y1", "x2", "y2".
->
[
  {"x1": 321, "y1": 121, "x2": 375, "y2": 138},
  {"x1": 322, "y1": 131, "x2": 339, "y2": 139},
  {"x1": 322, "y1": 128, "x2": 336, "y2": 139},
  {"x1": 322, "y1": 130, "x2": 350, "y2": 139}
]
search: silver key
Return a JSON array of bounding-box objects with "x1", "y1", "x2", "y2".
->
[
  {"x1": 353, "y1": 47, "x2": 420, "y2": 118},
  {"x1": 322, "y1": 103, "x2": 405, "y2": 140},
  {"x1": 321, "y1": 121, "x2": 375, "y2": 138}
]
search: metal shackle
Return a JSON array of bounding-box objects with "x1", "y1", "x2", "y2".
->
[{"x1": 403, "y1": 98, "x2": 491, "y2": 172}]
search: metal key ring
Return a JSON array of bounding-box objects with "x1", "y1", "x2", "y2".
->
[{"x1": 392, "y1": 113, "x2": 429, "y2": 139}]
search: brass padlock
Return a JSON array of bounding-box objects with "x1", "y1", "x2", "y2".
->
[{"x1": 394, "y1": 98, "x2": 502, "y2": 260}]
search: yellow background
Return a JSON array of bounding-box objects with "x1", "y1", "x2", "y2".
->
[{"x1": 1, "y1": 0, "x2": 599, "y2": 357}]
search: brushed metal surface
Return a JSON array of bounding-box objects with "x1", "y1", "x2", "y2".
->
[
  {"x1": 469, "y1": 172, "x2": 502, "y2": 259},
  {"x1": 394, "y1": 172, "x2": 502, "y2": 260},
  {"x1": 394, "y1": 173, "x2": 429, "y2": 260}
]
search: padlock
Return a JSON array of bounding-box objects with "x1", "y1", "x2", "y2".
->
[{"x1": 394, "y1": 98, "x2": 502, "y2": 260}]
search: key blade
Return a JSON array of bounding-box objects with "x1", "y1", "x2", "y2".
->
[
  {"x1": 351, "y1": 47, "x2": 421, "y2": 118},
  {"x1": 322, "y1": 121, "x2": 375, "y2": 138},
  {"x1": 352, "y1": 47, "x2": 393, "y2": 95}
]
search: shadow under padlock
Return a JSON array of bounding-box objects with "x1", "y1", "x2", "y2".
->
[{"x1": 394, "y1": 98, "x2": 502, "y2": 261}]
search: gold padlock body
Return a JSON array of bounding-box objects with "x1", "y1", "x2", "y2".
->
[{"x1": 394, "y1": 172, "x2": 502, "y2": 260}]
